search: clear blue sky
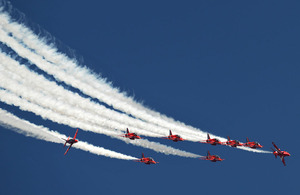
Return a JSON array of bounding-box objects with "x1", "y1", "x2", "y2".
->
[{"x1": 0, "y1": 0, "x2": 299, "y2": 194}]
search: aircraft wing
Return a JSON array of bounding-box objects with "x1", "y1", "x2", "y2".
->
[
  {"x1": 281, "y1": 156, "x2": 286, "y2": 166},
  {"x1": 272, "y1": 142, "x2": 280, "y2": 151},
  {"x1": 73, "y1": 129, "x2": 78, "y2": 139},
  {"x1": 64, "y1": 143, "x2": 73, "y2": 155}
]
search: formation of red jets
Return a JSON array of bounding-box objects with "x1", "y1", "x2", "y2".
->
[
  {"x1": 62, "y1": 129, "x2": 290, "y2": 166},
  {"x1": 200, "y1": 133, "x2": 263, "y2": 149}
]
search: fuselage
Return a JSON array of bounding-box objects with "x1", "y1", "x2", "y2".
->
[
  {"x1": 244, "y1": 141, "x2": 263, "y2": 148},
  {"x1": 226, "y1": 140, "x2": 242, "y2": 147},
  {"x1": 141, "y1": 158, "x2": 157, "y2": 164},
  {"x1": 66, "y1": 139, "x2": 78, "y2": 144},
  {"x1": 206, "y1": 155, "x2": 223, "y2": 162},
  {"x1": 125, "y1": 133, "x2": 141, "y2": 140},
  {"x1": 168, "y1": 135, "x2": 184, "y2": 142},
  {"x1": 274, "y1": 150, "x2": 290, "y2": 157},
  {"x1": 206, "y1": 139, "x2": 221, "y2": 145}
]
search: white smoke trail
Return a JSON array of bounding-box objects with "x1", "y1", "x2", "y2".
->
[
  {"x1": 0, "y1": 63, "x2": 161, "y2": 138},
  {"x1": 0, "y1": 50, "x2": 186, "y2": 139},
  {"x1": 0, "y1": 108, "x2": 137, "y2": 160},
  {"x1": 0, "y1": 87, "x2": 200, "y2": 158},
  {"x1": 0, "y1": 20, "x2": 221, "y2": 150},
  {"x1": 0, "y1": 11, "x2": 210, "y2": 139},
  {"x1": 0, "y1": 9, "x2": 270, "y2": 154}
]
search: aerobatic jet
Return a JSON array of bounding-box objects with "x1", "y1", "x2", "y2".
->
[
  {"x1": 121, "y1": 128, "x2": 141, "y2": 140},
  {"x1": 200, "y1": 133, "x2": 222, "y2": 145},
  {"x1": 134, "y1": 153, "x2": 158, "y2": 165},
  {"x1": 271, "y1": 142, "x2": 290, "y2": 166},
  {"x1": 243, "y1": 137, "x2": 263, "y2": 149},
  {"x1": 62, "y1": 129, "x2": 79, "y2": 155},
  {"x1": 200, "y1": 151, "x2": 224, "y2": 162},
  {"x1": 222, "y1": 136, "x2": 243, "y2": 147},
  {"x1": 162, "y1": 130, "x2": 184, "y2": 142}
]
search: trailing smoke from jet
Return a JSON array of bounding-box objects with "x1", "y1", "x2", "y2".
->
[
  {"x1": 0, "y1": 108, "x2": 138, "y2": 160},
  {"x1": 0, "y1": 10, "x2": 214, "y2": 140}
]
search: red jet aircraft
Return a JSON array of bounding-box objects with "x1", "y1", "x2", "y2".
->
[
  {"x1": 200, "y1": 133, "x2": 222, "y2": 145},
  {"x1": 134, "y1": 153, "x2": 158, "y2": 165},
  {"x1": 200, "y1": 151, "x2": 224, "y2": 162},
  {"x1": 62, "y1": 129, "x2": 79, "y2": 155},
  {"x1": 243, "y1": 137, "x2": 263, "y2": 149},
  {"x1": 121, "y1": 128, "x2": 141, "y2": 140},
  {"x1": 222, "y1": 136, "x2": 243, "y2": 147},
  {"x1": 162, "y1": 130, "x2": 184, "y2": 142},
  {"x1": 271, "y1": 142, "x2": 290, "y2": 166}
]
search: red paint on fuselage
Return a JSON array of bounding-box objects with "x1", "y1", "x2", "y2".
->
[
  {"x1": 135, "y1": 153, "x2": 158, "y2": 165},
  {"x1": 162, "y1": 130, "x2": 184, "y2": 142},
  {"x1": 272, "y1": 142, "x2": 290, "y2": 166},
  {"x1": 223, "y1": 136, "x2": 243, "y2": 147},
  {"x1": 243, "y1": 138, "x2": 263, "y2": 149},
  {"x1": 200, "y1": 134, "x2": 222, "y2": 145},
  {"x1": 122, "y1": 128, "x2": 142, "y2": 140},
  {"x1": 200, "y1": 151, "x2": 224, "y2": 162}
]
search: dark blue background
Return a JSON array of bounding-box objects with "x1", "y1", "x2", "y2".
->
[{"x1": 0, "y1": 1, "x2": 299, "y2": 194}]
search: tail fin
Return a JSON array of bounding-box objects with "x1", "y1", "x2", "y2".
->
[
  {"x1": 207, "y1": 134, "x2": 210, "y2": 139},
  {"x1": 227, "y1": 136, "x2": 230, "y2": 141},
  {"x1": 169, "y1": 130, "x2": 172, "y2": 135},
  {"x1": 142, "y1": 153, "x2": 145, "y2": 158},
  {"x1": 207, "y1": 150, "x2": 211, "y2": 157},
  {"x1": 246, "y1": 137, "x2": 250, "y2": 142},
  {"x1": 127, "y1": 128, "x2": 129, "y2": 134},
  {"x1": 63, "y1": 136, "x2": 70, "y2": 147}
]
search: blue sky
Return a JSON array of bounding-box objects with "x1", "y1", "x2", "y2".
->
[{"x1": 0, "y1": 0, "x2": 299, "y2": 194}]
